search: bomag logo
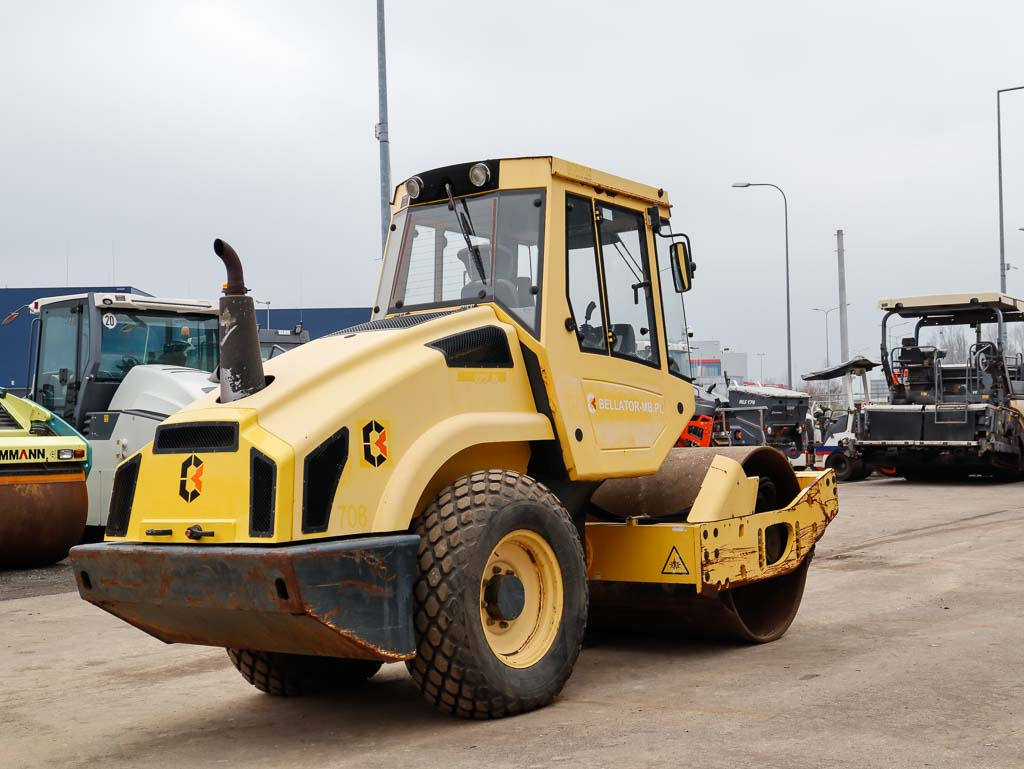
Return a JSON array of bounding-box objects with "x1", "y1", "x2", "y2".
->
[
  {"x1": 178, "y1": 454, "x2": 204, "y2": 503},
  {"x1": 0, "y1": 448, "x2": 45, "y2": 461},
  {"x1": 362, "y1": 420, "x2": 389, "y2": 467}
]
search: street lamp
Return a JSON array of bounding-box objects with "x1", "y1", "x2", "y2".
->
[
  {"x1": 255, "y1": 300, "x2": 271, "y2": 329},
  {"x1": 732, "y1": 181, "x2": 792, "y2": 388},
  {"x1": 997, "y1": 86, "x2": 1024, "y2": 293},
  {"x1": 811, "y1": 304, "x2": 850, "y2": 368}
]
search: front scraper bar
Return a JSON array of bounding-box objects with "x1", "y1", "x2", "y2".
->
[{"x1": 585, "y1": 470, "x2": 838, "y2": 595}]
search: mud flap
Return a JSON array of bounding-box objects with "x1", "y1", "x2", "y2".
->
[{"x1": 69, "y1": 534, "x2": 420, "y2": 661}]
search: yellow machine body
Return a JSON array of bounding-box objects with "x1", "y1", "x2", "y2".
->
[{"x1": 72, "y1": 156, "x2": 838, "y2": 668}]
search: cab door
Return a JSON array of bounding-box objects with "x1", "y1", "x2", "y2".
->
[
  {"x1": 542, "y1": 191, "x2": 690, "y2": 480},
  {"x1": 32, "y1": 301, "x2": 88, "y2": 426}
]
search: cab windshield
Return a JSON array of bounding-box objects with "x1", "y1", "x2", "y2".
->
[
  {"x1": 96, "y1": 311, "x2": 219, "y2": 381},
  {"x1": 375, "y1": 190, "x2": 545, "y2": 334}
]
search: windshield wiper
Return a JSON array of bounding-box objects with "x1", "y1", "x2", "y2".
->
[{"x1": 446, "y1": 183, "x2": 486, "y2": 282}]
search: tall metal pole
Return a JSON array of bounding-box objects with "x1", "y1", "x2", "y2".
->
[
  {"x1": 375, "y1": 0, "x2": 392, "y2": 254},
  {"x1": 731, "y1": 182, "x2": 791, "y2": 388},
  {"x1": 783, "y1": 191, "x2": 791, "y2": 389},
  {"x1": 998, "y1": 86, "x2": 1024, "y2": 294},
  {"x1": 837, "y1": 230, "x2": 853, "y2": 409}
]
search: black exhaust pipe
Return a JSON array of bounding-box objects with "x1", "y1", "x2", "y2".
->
[{"x1": 214, "y1": 239, "x2": 266, "y2": 402}]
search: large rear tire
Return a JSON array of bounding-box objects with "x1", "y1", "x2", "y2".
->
[
  {"x1": 825, "y1": 451, "x2": 861, "y2": 482},
  {"x1": 407, "y1": 470, "x2": 587, "y2": 719},
  {"x1": 226, "y1": 649, "x2": 381, "y2": 696}
]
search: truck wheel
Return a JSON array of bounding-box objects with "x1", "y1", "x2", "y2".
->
[
  {"x1": 407, "y1": 470, "x2": 587, "y2": 719},
  {"x1": 226, "y1": 649, "x2": 381, "y2": 696},
  {"x1": 825, "y1": 452, "x2": 861, "y2": 482}
]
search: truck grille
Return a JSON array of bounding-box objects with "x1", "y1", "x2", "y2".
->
[
  {"x1": 249, "y1": 449, "x2": 276, "y2": 537},
  {"x1": 302, "y1": 428, "x2": 349, "y2": 533},
  {"x1": 426, "y1": 326, "x2": 513, "y2": 368},
  {"x1": 0, "y1": 403, "x2": 19, "y2": 430},
  {"x1": 106, "y1": 455, "x2": 141, "y2": 537},
  {"x1": 154, "y1": 422, "x2": 238, "y2": 453}
]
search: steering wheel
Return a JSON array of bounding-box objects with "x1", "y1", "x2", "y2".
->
[
  {"x1": 117, "y1": 355, "x2": 141, "y2": 375},
  {"x1": 578, "y1": 323, "x2": 604, "y2": 348},
  {"x1": 976, "y1": 342, "x2": 996, "y2": 373}
]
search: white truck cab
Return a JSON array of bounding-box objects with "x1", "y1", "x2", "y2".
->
[{"x1": 28, "y1": 292, "x2": 220, "y2": 529}]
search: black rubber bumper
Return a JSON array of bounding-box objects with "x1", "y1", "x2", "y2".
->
[{"x1": 69, "y1": 535, "x2": 420, "y2": 661}]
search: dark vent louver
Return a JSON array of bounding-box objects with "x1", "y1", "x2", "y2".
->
[
  {"x1": 426, "y1": 326, "x2": 514, "y2": 368},
  {"x1": 106, "y1": 455, "x2": 141, "y2": 537},
  {"x1": 330, "y1": 310, "x2": 458, "y2": 336},
  {"x1": 154, "y1": 422, "x2": 238, "y2": 453},
  {"x1": 302, "y1": 427, "x2": 349, "y2": 533},
  {"x1": 249, "y1": 449, "x2": 276, "y2": 537},
  {"x1": 0, "y1": 403, "x2": 21, "y2": 430}
]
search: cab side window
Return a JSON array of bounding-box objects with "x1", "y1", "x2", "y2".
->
[
  {"x1": 566, "y1": 194, "x2": 607, "y2": 352},
  {"x1": 595, "y1": 203, "x2": 659, "y2": 366}
]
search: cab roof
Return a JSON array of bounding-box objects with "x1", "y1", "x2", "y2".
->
[
  {"x1": 878, "y1": 292, "x2": 1024, "y2": 316},
  {"x1": 31, "y1": 292, "x2": 217, "y2": 315},
  {"x1": 395, "y1": 156, "x2": 671, "y2": 210}
]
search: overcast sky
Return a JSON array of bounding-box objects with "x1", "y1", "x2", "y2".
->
[{"x1": 2, "y1": 1, "x2": 1023, "y2": 382}]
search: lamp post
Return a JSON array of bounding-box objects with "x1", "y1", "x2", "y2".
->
[
  {"x1": 733, "y1": 182, "x2": 791, "y2": 388},
  {"x1": 255, "y1": 300, "x2": 271, "y2": 329},
  {"x1": 998, "y1": 86, "x2": 1024, "y2": 293},
  {"x1": 375, "y1": 0, "x2": 392, "y2": 254},
  {"x1": 811, "y1": 304, "x2": 850, "y2": 369}
]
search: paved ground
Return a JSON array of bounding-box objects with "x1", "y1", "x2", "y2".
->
[{"x1": 2, "y1": 477, "x2": 1022, "y2": 769}]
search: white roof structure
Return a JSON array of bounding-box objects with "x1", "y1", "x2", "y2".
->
[
  {"x1": 878, "y1": 293, "x2": 1024, "y2": 314},
  {"x1": 30, "y1": 292, "x2": 216, "y2": 315}
]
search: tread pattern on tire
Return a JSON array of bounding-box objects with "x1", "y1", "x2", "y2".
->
[
  {"x1": 227, "y1": 648, "x2": 380, "y2": 697},
  {"x1": 406, "y1": 470, "x2": 586, "y2": 719}
]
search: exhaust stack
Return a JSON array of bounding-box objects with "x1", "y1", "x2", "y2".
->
[{"x1": 214, "y1": 239, "x2": 266, "y2": 402}]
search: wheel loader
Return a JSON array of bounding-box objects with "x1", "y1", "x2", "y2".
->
[{"x1": 70, "y1": 157, "x2": 839, "y2": 718}]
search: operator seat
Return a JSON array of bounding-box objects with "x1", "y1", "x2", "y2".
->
[{"x1": 459, "y1": 245, "x2": 520, "y2": 308}]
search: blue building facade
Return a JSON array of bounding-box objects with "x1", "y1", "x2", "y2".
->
[{"x1": 261, "y1": 306, "x2": 371, "y2": 340}]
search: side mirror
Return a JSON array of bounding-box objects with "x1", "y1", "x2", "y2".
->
[
  {"x1": 669, "y1": 241, "x2": 695, "y2": 293},
  {"x1": 1, "y1": 311, "x2": 19, "y2": 326},
  {"x1": 59, "y1": 367, "x2": 70, "y2": 386}
]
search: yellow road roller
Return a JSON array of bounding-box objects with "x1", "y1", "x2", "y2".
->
[
  {"x1": 70, "y1": 157, "x2": 839, "y2": 718},
  {"x1": 1, "y1": 388, "x2": 90, "y2": 568}
]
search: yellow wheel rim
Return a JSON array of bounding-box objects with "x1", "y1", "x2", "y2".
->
[{"x1": 479, "y1": 529, "x2": 564, "y2": 669}]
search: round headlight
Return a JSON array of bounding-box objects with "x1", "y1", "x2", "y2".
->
[
  {"x1": 406, "y1": 176, "x2": 424, "y2": 199},
  {"x1": 468, "y1": 163, "x2": 491, "y2": 187}
]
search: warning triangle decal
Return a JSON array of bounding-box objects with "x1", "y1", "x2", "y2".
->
[{"x1": 661, "y1": 545, "x2": 689, "y2": 575}]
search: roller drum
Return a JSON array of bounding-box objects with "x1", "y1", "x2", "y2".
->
[
  {"x1": 589, "y1": 446, "x2": 810, "y2": 643},
  {"x1": 592, "y1": 446, "x2": 801, "y2": 519}
]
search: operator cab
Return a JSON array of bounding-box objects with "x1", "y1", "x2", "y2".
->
[
  {"x1": 880, "y1": 293, "x2": 1024, "y2": 406},
  {"x1": 28, "y1": 293, "x2": 219, "y2": 432}
]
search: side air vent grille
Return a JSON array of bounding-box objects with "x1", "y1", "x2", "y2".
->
[
  {"x1": 426, "y1": 326, "x2": 514, "y2": 368},
  {"x1": 249, "y1": 449, "x2": 276, "y2": 537},
  {"x1": 0, "y1": 404, "x2": 19, "y2": 430},
  {"x1": 331, "y1": 310, "x2": 458, "y2": 336},
  {"x1": 154, "y1": 422, "x2": 239, "y2": 454},
  {"x1": 106, "y1": 455, "x2": 141, "y2": 537},
  {"x1": 302, "y1": 427, "x2": 349, "y2": 533}
]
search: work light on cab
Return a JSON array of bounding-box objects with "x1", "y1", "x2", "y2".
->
[
  {"x1": 468, "y1": 162, "x2": 491, "y2": 187},
  {"x1": 406, "y1": 175, "x2": 423, "y2": 199}
]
